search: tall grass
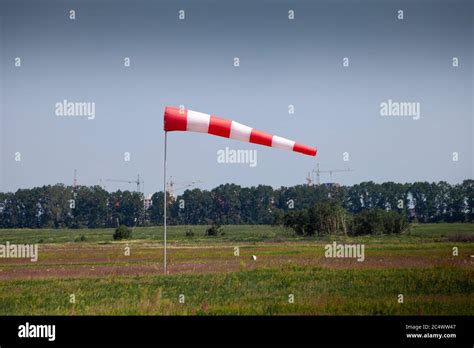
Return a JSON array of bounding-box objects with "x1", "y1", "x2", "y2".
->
[{"x1": 0, "y1": 266, "x2": 472, "y2": 315}]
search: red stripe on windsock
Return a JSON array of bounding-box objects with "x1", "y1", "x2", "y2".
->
[
  {"x1": 293, "y1": 143, "x2": 317, "y2": 156},
  {"x1": 164, "y1": 106, "x2": 187, "y2": 131},
  {"x1": 208, "y1": 115, "x2": 232, "y2": 138},
  {"x1": 249, "y1": 129, "x2": 273, "y2": 147}
]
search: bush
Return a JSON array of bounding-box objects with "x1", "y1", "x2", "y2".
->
[
  {"x1": 185, "y1": 229, "x2": 195, "y2": 237},
  {"x1": 113, "y1": 225, "x2": 132, "y2": 240},
  {"x1": 283, "y1": 204, "x2": 407, "y2": 236},
  {"x1": 308, "y1": 201, "x2": 348, "y2": 236},
  {"x1": 205, "y1": 223, "x2": 223, "y2": 237},
  {"x1": 349, "y1": 209, "x2": 384, "y2": 236},
  {"x1": 383, "y1": 210, "x2": 409, "y2": 234},
  {"x1": 283, "y1": 210, "x2": 308, "y2": 235},
  {"x1": 74, "y1": 235, "x2": 87, "y2": 242},
  {"x1": 349, "y1": 209, "x2": 408, "y2": 236},
  {"x1": 271, "y1": 210, "x2": 284, "y2": 226},
  {"x1": 283, "y1": 202, "x2": 348, "y2": 236}
]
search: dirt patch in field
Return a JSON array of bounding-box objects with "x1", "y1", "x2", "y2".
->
[{"x1": 0, "y1": 250, "x2": 471, "y2": 280}]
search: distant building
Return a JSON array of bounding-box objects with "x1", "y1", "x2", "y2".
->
[
  {"x1": 322, "y1": 183, "x2": 340, "y2": 188},
  {"x1": 144, "y1": 194, "x2": 153, "y2": 210}
]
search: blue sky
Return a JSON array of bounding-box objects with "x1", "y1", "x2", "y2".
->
[{"x1": 0, "y1": 0, "x2": 472, "y2": 194}]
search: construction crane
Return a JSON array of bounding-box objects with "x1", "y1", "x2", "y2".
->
[
  {"x1": 306, "y1": 163, "x2": 354, "y2": 186},
  {"x1": 106, "y1": 174, "x2": 143, "y2": 192},
  {"x1": 98, "y1": 179, "x2": 106, "y2": 190},
  {"x1": 167, "y1": 176, "x2": 203, "y2": 197},
  {"x1": 73, "y1": 169, "x2": 78, "y2": 188}
]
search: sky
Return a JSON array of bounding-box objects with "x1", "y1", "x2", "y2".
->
[{"x1": 0, "y1": 0, "x2": 472, "y2": 194}]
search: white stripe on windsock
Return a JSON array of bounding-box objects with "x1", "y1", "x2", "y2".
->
[
  {"x1": 230, "y1": 121, "x2": 252, "y2": 143},
  {"x1": 186, "y1": 110, "x2": 210, "y2": 133},
  {"x1": 271, "y1": 135, "x2": 296, "y2": 151}
]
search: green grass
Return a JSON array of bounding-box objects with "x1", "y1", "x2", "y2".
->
[
  {"x1": 0, "y1": 266, "x2": 472, "y2": 315},
  {"x1": 409, "y1": 223, "x2": 474, "y2": 236},
  {"x1": 0, "y1": 223, "x2": 472, "y2": 315},
  {"x1": 0, "y1": 223, "x2": 472, "y2": 245},
  {"x1": 0, "y1": 225, "x2": 293, "y2": 245}
]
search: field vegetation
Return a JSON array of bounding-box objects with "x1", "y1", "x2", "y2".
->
[{"x1": 0, "y1": 223, "x2": 472, "y2": 315}]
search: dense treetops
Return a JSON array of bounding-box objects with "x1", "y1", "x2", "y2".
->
[{"x1": 0, "y1": 180, "x2": 472, "y2": 228}]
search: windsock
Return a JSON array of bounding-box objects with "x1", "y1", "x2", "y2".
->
[{"x1": 163, "y1": 106, "x2": 317, "y2": 156}]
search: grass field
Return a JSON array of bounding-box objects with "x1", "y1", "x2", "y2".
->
[{"x1": 0, "y1": 223, "x2": 473, "y2": 315}]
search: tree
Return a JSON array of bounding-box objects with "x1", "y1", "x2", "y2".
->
[
  {"x1": 106, "y1": 190, "x2": 143, "y2": 227},
  {"x1": 40, "y1": 184, "x2": 72, "y2": 228},
  {"x1": 308, "y1": 201, "x2": 348, "y2": 236},
  {"x1": 70, "y1": 186, "x2": 109, "y2": 228},
  {"x1": 283, "y1": 201, "x2": 348, "y2": 236},
  {"x1": 445, "y1": 183, "x2": 467, "y2": 222},
  {"x1": 349, "y1": 208, "x2": 408, "y2": 236},
  {"x1": 283, "y1": 210, "x2": 308, "y2": 236},
  {"x1": 148, "y1": 191, "x2": 165, "y2": 225},
  {"x1": 462, "y1": 180, "x2": 473, "y2": 222},
  {"x1": 172, "y1": 189, "x2": 212, "y2": 225},
  {"x1": 242, "y1": 185, "x2": 274, "y2": 224},
  {"x1": 0, "y1": 180, "x2": 471, "y2": 228},
  {"x1": 209, "y1": 184, "x2": 242, "y2": 224},
  {"x1": 410, "y1": 182, "x2": 439, "y2": 222}
]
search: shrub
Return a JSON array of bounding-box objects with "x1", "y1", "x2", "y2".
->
[
  {"x1": 74, "y1": 235, "x2": 87, "y2": 242},
  {"x1": 271, "y1": 210, "x2": 284, "y2": 226},
  {"x1": 383, "y1": 210, "x2": 409, "y2": 234},
  {"x1": 185, "y1": 229, "x2": 195, "y2": 237},
  {"x1": 308, "y1": 201, "x2": 348, "y2": 236},
  {"x1": 349, "y1": 209, "x2": 384, "y2": 236},
  {"x1": 113, "y1": 225, "x2": 132, "y2": 240},
  {"x1": 349, "y1": 209, "x2": 408, "y2": 236},
  {"x1": 283, "y1": 210, "x2": 308, "y2": 235},
  {"x1": 205, "y1": 223, "x2": 223, "y2": 237},
  {"x1": 283, "y1": 204, "x2": 407, "y2": 236},
  {"x1": 283, "y1": 202, "x2": 348, "y2": 236}
]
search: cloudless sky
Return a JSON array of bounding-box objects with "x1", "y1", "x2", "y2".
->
[{"x1": 0, "y1": 0, "x2": 472, "y2": 194}]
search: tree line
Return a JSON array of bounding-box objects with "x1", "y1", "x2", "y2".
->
[{"x1": 0, "y1": 180, "x2": 472, "y2": 228}]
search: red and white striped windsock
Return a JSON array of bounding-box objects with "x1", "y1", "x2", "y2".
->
[{"x1": 163, "y1": 106, "x2": 317, "y2": 157}]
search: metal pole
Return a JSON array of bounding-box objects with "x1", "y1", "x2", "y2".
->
[{"x1": 163, "y1": 131, "x2": 168, "y2": 274}]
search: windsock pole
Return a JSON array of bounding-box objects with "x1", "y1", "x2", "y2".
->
[{"x1": 163, "y1": 131, "x2": 168, "y2": 274}]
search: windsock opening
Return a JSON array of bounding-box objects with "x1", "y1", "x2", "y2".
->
[
  {"x1": 163, "y1": 106, "x2": 317, "y2": 157},
  {"x1": 164, "y1": 106, "x2": 187, "y2": 131}
]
